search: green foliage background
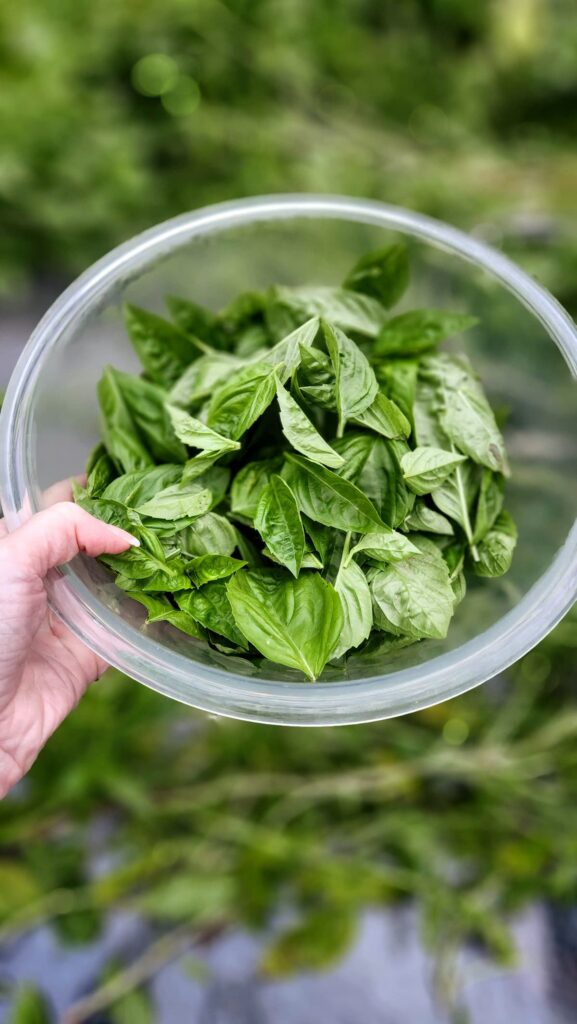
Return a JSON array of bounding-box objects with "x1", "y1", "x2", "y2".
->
[{"x1": 1, "y1": 0, "x2": 577, "y2": 1019}]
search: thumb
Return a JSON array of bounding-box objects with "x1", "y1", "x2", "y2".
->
[{"x1": 0, "y1": 502, "x2": 139, "y2": 579}]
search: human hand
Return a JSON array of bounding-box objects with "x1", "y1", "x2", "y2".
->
[{"x1": 0, "y1": 497, "x2": 138, "y2": 798}]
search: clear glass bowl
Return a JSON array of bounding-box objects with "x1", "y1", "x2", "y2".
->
[{"x1": 1, "y1": 195, "x2": 577, "y2": 725}]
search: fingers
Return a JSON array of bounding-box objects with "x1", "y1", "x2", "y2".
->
[{"x1": 0, "y1": 502, "x2": 139, "y2": 580}]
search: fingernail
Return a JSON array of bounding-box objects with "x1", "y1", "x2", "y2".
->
[{"x1": 112, "y1": 527, "x2": 140, "y2": 547}]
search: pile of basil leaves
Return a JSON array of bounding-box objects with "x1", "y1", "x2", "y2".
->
[{"x1": 74, "y1": 244, "x2": 517, "y2": 681}]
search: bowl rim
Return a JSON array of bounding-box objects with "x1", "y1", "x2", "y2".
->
[{"x1": 1, "y1": 193, "x2": 577, "y2": 726}]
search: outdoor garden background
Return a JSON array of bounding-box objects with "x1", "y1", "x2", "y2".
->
[{"x1": 1, "y1": 2, "x2": 577, "y2": 1021}]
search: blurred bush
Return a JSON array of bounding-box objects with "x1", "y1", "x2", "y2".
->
[{"x1": 1, "y1": 0, "x2": 577, "y2": 309}]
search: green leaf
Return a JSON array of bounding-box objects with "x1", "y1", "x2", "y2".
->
[
  {"x1": 370, "y1": 549, "x2": 454, "y2": 639},
  {"x1": 348, "y1": 530, "x2": 419, "y2": 564},
  {"x1": 207, "y1": 362, "x2": 278, "y2": 440},
  {"x1": 351, "y1": 391, "x2": 410, "y2": 439},
  {"x1": 260, "y1": 317, "x2": 319, "y2": 380},
  {"x1": 332, "y1": 559, "x2": 373, "y2": 659},
  {"x1": 127, "y1": 590, "x2": 204, "y2": 637},
  {"x1": 124, "y1": 303, "x2": 200, "y2": 386},
  {"x1": 76, "y1": 495, "x2": 142, "y2": 533},
  {"x1": 102, "y1": 464, "x2": 182, "y2": 507},
  {"x1": 136, "y1": 483, "x2": 213, "y2": 520},
  {"x1": 472, "y1": 469, "x2": 505, "y2": 544},
  {"x1": 273, "y1": 285, "x2": 388, "y2": 336},
  {"x1": 8, "y1": 985, "x2": 51, "y2": 1024},
  {"x1": 344, "y1": 242, "x2": 409, "y2": 308},
  {"x1": 111, "y1": 369, "x2": 187, "y2": 464},
  {"x1": 254, "y1": 475, "x2": 305, "y2": 577},
  {"x1": 109, "y1": 985, "x2": 155, "y2": 1024},
  {"x1": 97, "y1": 367, "x2": 154, "y2": 473},
  {"x1": 182, "y1": 512, "x2": 238, "y2": 557},
  {"x1": 322, "y1": 319, "x2": 378, "y2": 433},
  {"x1": 334, "y1": 434, "x2": 415, "y2": 528},
  {"x1": 404, "y1": 501, "x2": 454, "y2": 536},
  {"x1": 302, "y1": 517, "x2": 335, "y2": 564},
  {"x1": 0, "y1": 861, "x2": 41, "y2": 918},
  {"x1": 400, "y1": 446, "x2": 467, "y2": 495},
  {"x1": 135, "y1": 873, "x2": 232, "y2": 922},
  {"x1": 376, "y1": 359, "x2": 418, "y2": 424},
  {"x1": 431, "y1": 459, "x2": 479, "y2": 545},
  {"x1": 186, "y1": 554, "x2": 247, "y2": 587},
  {"x1": 275, "y1": 378, "x2": 343, "y2": 468},
  {"x1": 420, "y1": 354, "x2": 509, "y2": 475},
  {"x1": 177, "y1": 581, "x2": 248, "y2": 648},
  {"x1": 263, "y1": 547, "x2": 323, "y2": 570},
  {"x1": 284, "y1": 453, "x2": 385, "y2": 533},
  {"x1": 167, "y1": 404, "x2": 240, "y2": 453},
  {"x1": 166, "y1": 294, "x2": 226, "y2": 348},
  {"x1": 262, "y1": 908, "x2": 355, "y2": 975},
  {"x1": 226, "y1": 569, "x2": 343, "y2": 680},
  {"x1": 471, "y1": 510, "x2": 517, "y2": 577},
  {"x1": 169, "y1": 352, "x2": 243, "y2": 408},
  {"x1": 86, "y1": 452, "x2": 117, "y2": 497},
  {"x1": 375, "y1": 309, "x2": 478, "y2": 357},
  {"x1": 230, "y1": 458, "x2": 281, "y2": 521}
]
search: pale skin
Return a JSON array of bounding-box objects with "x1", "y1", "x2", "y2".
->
[{"x1": 0, "y1": 500, "x2": 138, "y2": 799}]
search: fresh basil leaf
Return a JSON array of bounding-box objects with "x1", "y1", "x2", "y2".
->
[
  {"x1": 400, "y1": 446, "x2": 467, "y2": 495},
  {"x1": 322, "y1": 320, "x2": 378, "y2": 434},
  {"x1": 76, "y1": 495, "x2": 142, "y2": 533},
  {"x1": 284, "y1": 453, "x2": 385, "y2": 533},
  {"x1": 167, "y1": 404, "x2": 240, "y2": 454},
  {"x1": 344, "y1": 242, "x2": 409, "y2": 308},
  {"x1": 103, "y1": 464, "x2": 182, "y2": 507},
  {"x1": 135, "y1": 570, "x2": 193, "y2": 594},
  {"x1": 472, "y1": 469, "x2": 505, "y2": 544},
  {"x1": 85, "y1": 442, "x2": 108, "y2": 477},
  {"x1": 471, "y1": 510, "x2": 517, "y2": 578},
  {"x1": 226, "y1": 569, "x2": 343, "y2": 680},
  {"x1": 235, "y1": 530, "x2": 264, "y2": 568},
  {"x1": 275, "y1": 378, "x2": 343, "y2": 468},
  {"x1": 166, "y1": 295, "x2": 227, "y2": 349},
  {"x1": 404, "y1": 501, "x2": 454, "y2": 536},
  {"x1": 177, "y1": 581, "x2": 249, "y2": 648},
  {"x1": 230, "y1": 458, "x2": 281, "y2": 520},
  {"x1": 111, "y1": 369, "x2": 187, "y2": 465},
  {"x1": 351, "y1": 392, "x2": 410, "y2": 440},
  {"x1": 451, "y1": 570, "x2": 467, "y2": 607},
  {"x1": 182, "y1": 512, "x2": 238, "y2": 557},
  {"x1": 136, "y1": 483, "x2": 213, "y2": 521},
  {"x1": 331, "y1": 559, "x2": 373, "y2": 660},
  {"x1": 263, "y1": 547, "x2": 323, "y2": 570},
  {"x1": 333, "y1": 433, "x2": 414, "y2": 528},
  {"x1": 375, "y1": 359, "x2": 418, "y2": 424},
  {"x1": 302, "y1": 517, "x2": 334, "y2": 564},
  {"x1": 169, "y1": 352, "x2": 244, "y2": 408},
  {"x1": 235, "y1": 323, "x2": 269, "y2": 357},
  {"x1": 86, "y1": 452, "x2": 117, "y2": 497},
  {"x1": 431, "y1": 459, "x2": 479, "y2": 546},
  {"x1": 370, "y1": 550, "x2": 454, "y2": 639},
  {"x1": 254, "y1": 475, "x2": 305, "y2": 578},
  {"x1": 186, "y1": 554, "x2": 247, "y2": 587},
  {"x1": 348, "y1": 530, "x2": 419, "y2": 564},
  {"x1": 181, "y1": 452, "x2": 223, "y2": 481},
  {"x1": 420, "y1": 354, "x2": 509, "y2": 475},
  {"x1": 207, "y1": 362, "x2": 278, "y2": 440},
  {"x1": 413, "y1": 374, "x2": 448, "y2": 449},
  {"x1": 375, "y1": 309, "x2": 478, "y2": 358},
  {"x1": 97, "y1": 367, "x2": 154, "y2": 473},
  {"x1": 124, "y1": 303, "x2": 201, "y2": 386},
  {"x1": 261, "y1": 317, "x2": 319, "y2": 381},
  {"x1": 272, "y1": 285, "x2": 388, "y2": 336}
]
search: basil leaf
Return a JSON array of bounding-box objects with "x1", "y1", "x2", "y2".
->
[
  {"x1": 254, "y1": 475, "x2": 305, "y2": 578},
  {"x1": 471, "y1": 510, "x2": 517, "y2": 578},
  {"x1": 451, "y1": 570, "x2": 467, "y2": 607},
  {"x1": 207, "y1": 362, "x2": 278, "y2": 440},
  {"x1": 344, "y1": 243, "x2": 409, "y2": 308},
  {"x1": 166, "y1": 295, "x2": 227, "y2": 349},
  {"x1": 331, "y1": 559, "x2": 373, "y2": 660},
  {"x1": 273, "y1": 286, "x2": 388, "y2": 336},
  {"x1": 400, "y1": 446, "x2": 467, "y2": 495},
  {"x1": 186, "y1": 554, "x2": 247, "y2": 587},
  {"x1": 413, "y1": 375, "x2": 448, "y2": 449},
  {"x1": 263, "y1": 547, "x2": 323, "y2": 570},
  {"x1": 472, "y1": 469, "x2": 505, "y2": 544},
  {"x1": 124, "y1": 304, "x2": 201, "y2": 386},
  {"x1": 111, "y1": 370, "x2": 187, "y2": 465},
  {"x1": 348, "y1": 530, "x2": 419, "y2": 565},
  {"x1": 97, "y1": 367, "x2": 154, "y2": 473},
  {"x1": 86, "y1": 452, "x2": 117, "y2": 497},
  {"x1": 169, "y1": 352, "x2": 244, "y2": 408},
  {"x1": 420, "y1": 354, "x2": 509, "y2": 475},
  {"x1": 284, "y1": 453, "x2": 385, "y2": 533},
  {"x1": 431, "y1": 459, "x2": 479, "y2": 546},
  {"x1": 167, "y1": 404, "x2": 240, "y2": 454},
  {"x1": 351, "y1": 392, "x2": 410, "y2": 440},
  {"x1": 276, "y1": 378, "x2": 343, "y2": 469},
  {"x1": 177, "y1": 581, "x2": 249, "y2": 648},
  {"x1": 128, "y1": 590, "x2": 205, "y2": 638},
  {"x1": 85, "y1": 442, "x2": 109, "y2": 477},
  {"x1": 322, "y1": 320, "x2": 378, "y2": 434},
  {"x1": 370, "y1": 550, "x2": 454, "y2": 640},
  {"x1": 230, "y1": 459, "x2": 281, "y2": 520},
  {"x1": 261, "y1": 317, "x2": 319, "y2": 381},
  {"x1": 302, "y1": 517, "x2": 335, "y2": 564},
  {"x1": 376, "y1": 359, "x2": 418, "y2": 424},
  {"x1": 404, "y1": 501, "x2": 454, "y2": 536},
  {"x1": 182, "y1": 512, "x2": 238, "y2": 557},
  {"x1": 136, "y1": 484, "x2": 213, "y2": 521},
  {"x1": 76, "y1": 495, "x2": 142, "y2": 533},
  {"x1": 375, "y1": 310, "x2": 478, "y2": 358},
  {"x1": 103, "y1": 464, "x2": 182, "y2": 507},
  {"x1": 182, "y1": 451, "x2": 223, "y2": 481},
  {"x1": 226, "y1": 569, "x2": 343, "y2": 680}
]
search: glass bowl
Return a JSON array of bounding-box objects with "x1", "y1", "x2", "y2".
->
[{"x1": 1, "y1": 195, "x2": 577, "y2": 725}]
